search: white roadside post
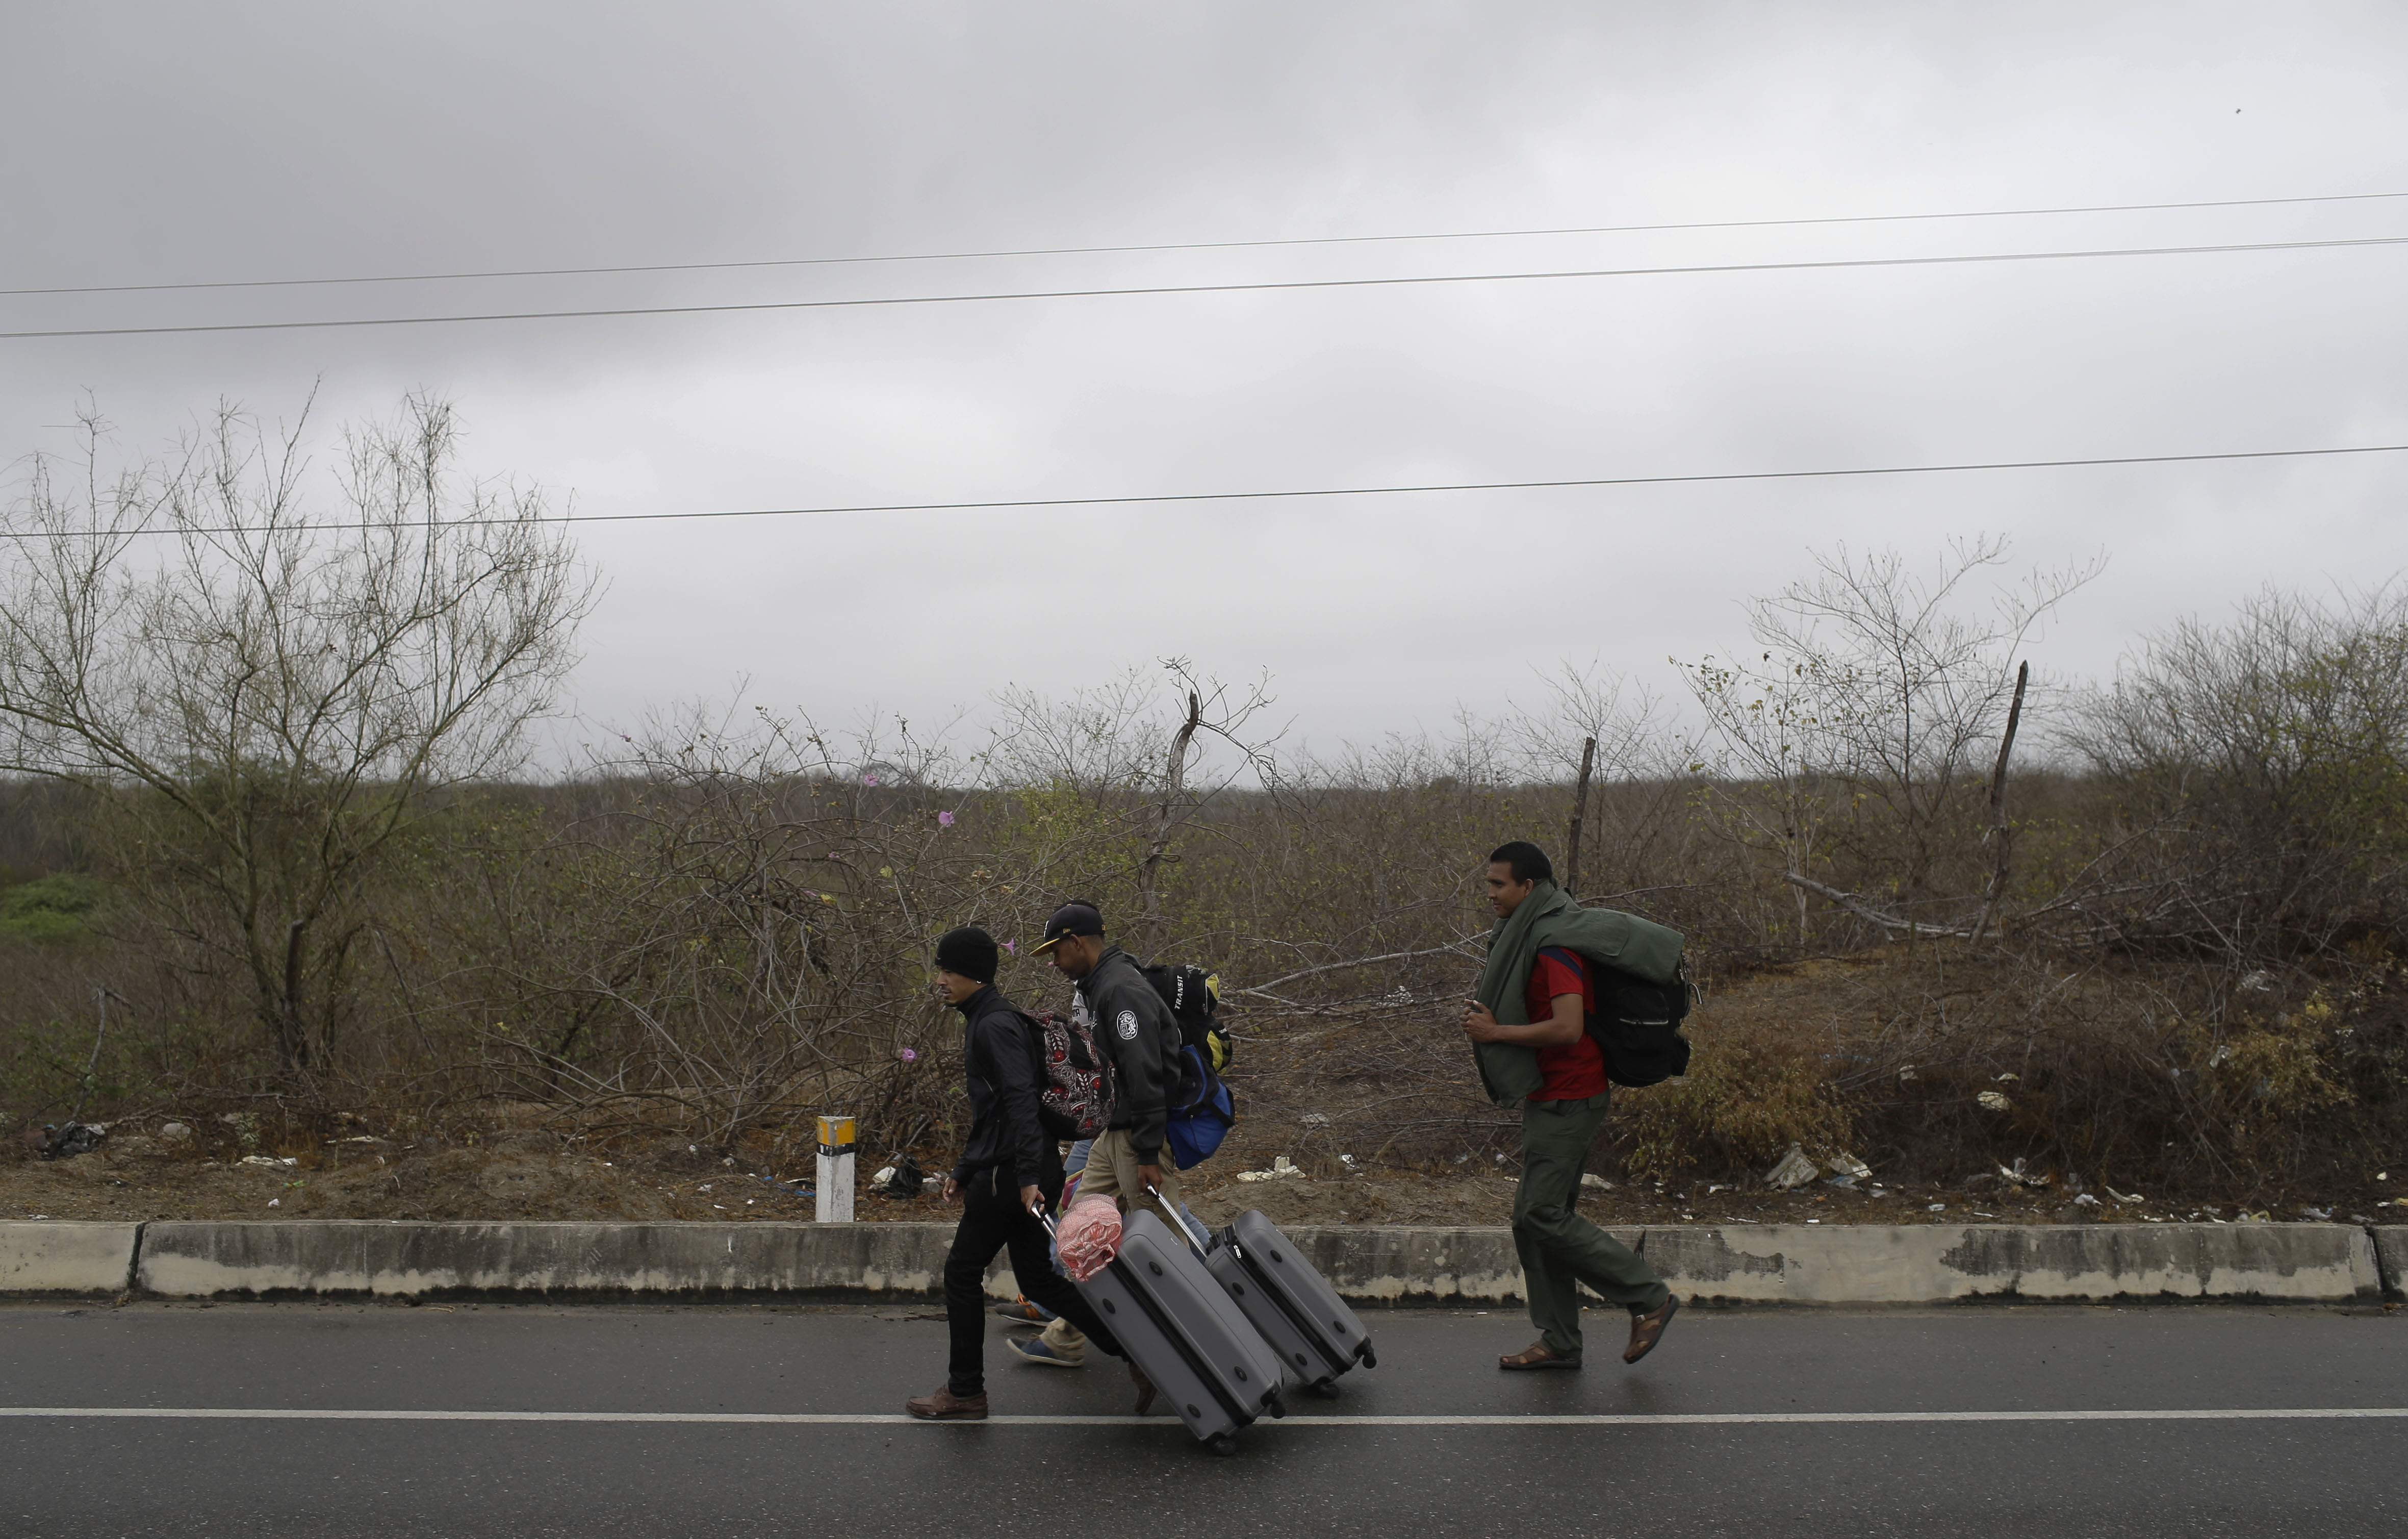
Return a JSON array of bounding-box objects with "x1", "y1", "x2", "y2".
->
[{"x1": 814, "y1": 1115, "x2": 856, "y2": 1223}]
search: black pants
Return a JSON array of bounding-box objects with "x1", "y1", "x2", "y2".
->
[{"x1": 944, "y1": 1165, "x2": 1120, "y2": 1397}]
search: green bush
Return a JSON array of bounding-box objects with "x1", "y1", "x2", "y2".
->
[{"x1": 0, "y1": 874, "x2": 102, "y2": 943}]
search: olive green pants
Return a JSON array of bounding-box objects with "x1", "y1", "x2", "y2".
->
[{"x1": 1515, "y1": 1092, "x2": 1670, "y2": 1356}]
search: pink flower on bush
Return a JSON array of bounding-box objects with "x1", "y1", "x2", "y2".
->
[
  {"x1": 897, "y1": 1047, "x2": 917, "y2": 1063},
  {"x1": 938, "y1": 811, "x2": 955, "y2": 827},
  {"x1": 1003, "y1": 939, "x2": 1016, "y2": 954},
  {"x1": 862, "y1": 773, "x2": 879, "y2": 787}
]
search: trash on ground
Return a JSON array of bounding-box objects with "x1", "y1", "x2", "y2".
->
[
  {"x1": 1766, "y1": 1145, "x2": 1821, "y2": 1190},
  {"x1": 2106, "y1": 1187, "x2": 2145, "y2": 1204},
  {"x1": 2299, "y1": 1206, "x2": 2333, "y2": 1221},
  {"x1": 1927, "y1": 1203, "x2": 1947, "y2": 1212},
  {"x1": 1993, "y1": 1072, "x2": 2019, "y2": 1083},
  {"x1": 238, "y1": 1154, "x2": 287, "y2": 1168},
  {"x1": 1580, "y1": 1172, "x2": 1614, "y2": 1191},
  {"x1": 1237, "y1": 1154, "x2": 1306, "y2": 1183},
  {"x1": 159, "y1": 1123, "x2": 193, "y2": 1144},
  {"x1": 1824, "y1": 1174, "x2": 1858, "y2": 1190},
  {"x1": 2073, "y1": 1193, "x2": 2102, "y2": 1208},
  {"x1": 1977, "y1": 1090, "x2": 2013, "y2": 1112},
  {"x1": 36, "y1": 1122, "x2": 107, "y2": 1159},
  {"x1": 1998, "y1": 1157, "x2": 2050, "y2": 1188},
  {"x1": 1300, "y1": 1113, "x2": 1329, "y2": 1127},
  {"x1": 2239, "y1": 970, "x2": 2274, "y2": 992},
  {"x1": 1826, "y1": 1152, "x2": 1873, "y2": 1181}
]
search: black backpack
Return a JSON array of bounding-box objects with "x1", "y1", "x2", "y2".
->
[
  {"x1": 1141, "y1": 962, "x2": 1234, "y2": 1073},
  {"x1": 1584, "y1": 963, "x2": 1694, "y2": 1088}
]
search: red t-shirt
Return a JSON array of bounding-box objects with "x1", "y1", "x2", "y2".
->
[{"x1": 1525, "y1": 947, "x2": 1607, "y2": 1101}]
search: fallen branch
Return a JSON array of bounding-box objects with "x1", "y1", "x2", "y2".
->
[{"x1": 1783, "y1": 871, "x2": 1977, "y2": 941}]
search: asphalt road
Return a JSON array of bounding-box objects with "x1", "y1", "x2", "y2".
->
[{"x1": 3, "y1": 1300, "x2": 2403, "y2": 1537}]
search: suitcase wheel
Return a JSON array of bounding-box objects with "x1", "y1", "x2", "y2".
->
[
  {"x1": 1206, "y1": 1432, "x2": 1240, "y2": 1458},
  {"x1": 1359, "y1": 1344, "x2": 1377, "y2": 1369}
]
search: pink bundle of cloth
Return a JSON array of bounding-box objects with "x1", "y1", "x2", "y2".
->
[{"x1": 1055, "y1": 1193, "x2": 1123, "y2": 1283}]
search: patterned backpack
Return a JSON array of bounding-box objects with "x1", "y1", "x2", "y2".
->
[{"x1": 1026, "y1": 1007, "x2": 1111, "y2": 1140}]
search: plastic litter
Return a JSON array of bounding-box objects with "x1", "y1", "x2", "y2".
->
[
  {"x1": 1977, "y1": 1090, "x2": 2013, "y2": 1112},
  {"x1": 36, "y1": 1122, "x2": 107, "y2": 1159},
  {"x1": 1765, "y1": 1146, "x2": 1820, "y2": 1190},
  {"x1": 2073, "y1": 1193, "x2": 2102, "y2": 1208},
  {"x1": 239, "y1": 1154, "x2": 283, "y2": 1168},
  {"x1": 2299, "y1": 1206, "x2": 2333, "y2": 1221},
  {"x1": 1579, "y1": 1173, "x2": 1614, "y2": 1191},
  {"x1": 1236, "y1": 1154, "x2": 1306, "y2": 1184},
  {"x1": 1826, "y1": 1152, "x2": 1873, "y2": 1181},
  {"x1": 1998, "y1": 1158, "x2": 2051, "y2": 1188},
  {"x1": 2105, "y1": 1187, "x2": 2145, "y2": 1204}
]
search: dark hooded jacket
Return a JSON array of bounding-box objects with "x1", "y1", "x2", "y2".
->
[
  {"x1": 951, "y1": 985, "x2": 1058, "y2": 1188},
  {"x1": 1075, "y1": 945, "x2": 1183, "y2": 1159}
]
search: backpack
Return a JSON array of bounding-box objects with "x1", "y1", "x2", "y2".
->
[
  {"x1": 1583, "y1": 960, "x2": 1694, "y2": 1089},
  {"x1": 1142, "y1": 962, "x2": 1238, "y2": 1167},
  {"x1": 1142, "y1": 962, "x2": 1235, "y2": 1073},
  {"x1": 1026, "y1": 1007, "x2": 1111, "y2": 1141}
]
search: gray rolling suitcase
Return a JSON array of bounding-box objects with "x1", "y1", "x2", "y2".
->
[
  {"x1": 1060, "y1": 1204, "x2": 1286, "y2": 1455},
  {"x1": 1206, "y1": 1209, "x2": 1377, "y2": 1397}
]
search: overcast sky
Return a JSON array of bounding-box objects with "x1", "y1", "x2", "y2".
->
[{"x1": 6, "y1": 3, "x2": 2405, "y2": 766}]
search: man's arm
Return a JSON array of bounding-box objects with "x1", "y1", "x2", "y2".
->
[
  {"x1": 988, "y1": 1011, "x2": 1054, "y2": 1184},
  {"x1": 1463, "y1": 993, "x2": 1583, "y2": 1047}
]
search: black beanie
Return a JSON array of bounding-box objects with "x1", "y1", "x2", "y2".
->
[{"x1": 934, "y1": 926, "x2": 1000, "y2": 985}]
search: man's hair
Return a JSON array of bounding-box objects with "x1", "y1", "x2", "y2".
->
[{"x1": 1487, "y1": 841, "x2": 1554, "y2": 886}]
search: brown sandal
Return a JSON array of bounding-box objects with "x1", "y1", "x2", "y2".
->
[
  {"x1": 1499, "y1": 1341, "x2": 1582, "y2": 1370},
  {"x1": 1624, "y1": 1296, "x2": 1679, "y2": 1364}
]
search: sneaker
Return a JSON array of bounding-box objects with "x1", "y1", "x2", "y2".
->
[
  {"x1": 991, "y1": 1299, "x2": 1053, "y2": 1324},
  {"x1": 1008, "y1": 1336, "x2": 1085, "y2": 1369}
]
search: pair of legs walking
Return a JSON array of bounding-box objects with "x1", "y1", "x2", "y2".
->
[
  {"x1": 1023, "y1": 1129, "x2": 1187, "y2": 1365},
  {"x1": 1508, "y1": 1092, "x2": 1677, "y2": 1367},
  {"x1": 910, "y1": 1165, "x2": 1121, "y2": 1418}
]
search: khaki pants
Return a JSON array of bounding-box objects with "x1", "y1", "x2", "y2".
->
[
  {"x1": 1515, "y1": 1092, "x2": 1670, "y2": 1356},
  {"x1": 1039, "y1": 1128, "x2": 1184, "y2": 1357}
]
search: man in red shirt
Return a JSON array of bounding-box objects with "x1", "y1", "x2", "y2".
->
[{"x1": 1463, "y1": 840, "x2": 1676, "y2": 1370}]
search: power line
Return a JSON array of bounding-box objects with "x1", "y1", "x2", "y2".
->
[
  {"x1": 102, "y1": 442, "x2": 2408, "y2": 537},
  {"x1": 8, "y1": 232, "x2": 2405, "y2": 342},
  {"x1": 8, "y1": 188, "x2": 2406, "y2": 298}
]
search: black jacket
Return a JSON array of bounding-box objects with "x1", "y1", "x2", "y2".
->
[
  {"x1": 1077, "y1": 946, "x2": 1183, "y2": 1159},
  {"x1": 951, "y1": 986, "x2": 1056, "y2": 1187}
]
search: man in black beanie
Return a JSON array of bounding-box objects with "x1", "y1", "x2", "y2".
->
[{"x1": 906, "y1": 925, "x2": 1121, "y2": 1420}]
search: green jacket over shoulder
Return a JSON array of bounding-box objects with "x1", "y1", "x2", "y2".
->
[{"x1": 1469, "y1": 879, "x2": 1685, "y2": 1107}]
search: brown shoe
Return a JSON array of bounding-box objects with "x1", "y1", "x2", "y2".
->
[
  {"x1": 1499, "y1": 1340, "x2": 1582, "y2": 1371},
  {"x1": 1624, "y1": 1295, "x2": 1679, "y2": 1364},
  {"x1": 905, "y1": 1385, "x2": 990, "y2": 1420}
]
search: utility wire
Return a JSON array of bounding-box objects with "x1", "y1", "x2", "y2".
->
[
  {"x1": 98, "y1": 442, "x2": 2408, "y2": 538},
  {"x1": 8, "y1": 232, "x2": 2405, "y2": 342},
  {"x1": 8, "y1": 188, "x2": 2406, "y2": 298}
]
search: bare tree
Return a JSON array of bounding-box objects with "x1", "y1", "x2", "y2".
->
[
  {"x1": 0, "y1": 395, "x2": 594, "y2": 1078},
  {"x1": 1683, "y1": 536, "x2": 2098, "y2": 942}
]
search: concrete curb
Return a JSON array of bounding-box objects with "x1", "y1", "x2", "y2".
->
[
  {"x1": 0, "y1": 1221, "x2": 141, "y2": 1297},
  {"x1": 2376, "y1": 1227, "x2": 2406, "y2": 1304},
  {"x1": 0, "y1": 1219, "x2": 2371, "y2": 1306}
]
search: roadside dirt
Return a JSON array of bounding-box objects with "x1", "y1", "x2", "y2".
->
[{"x1": 7, "y1": 1122, "x2": 2391, "y2": 1229}]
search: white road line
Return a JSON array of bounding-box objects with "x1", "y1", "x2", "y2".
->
[{"x1": 1, "y1": 1407, "x2": 2404, "y2": 1427}]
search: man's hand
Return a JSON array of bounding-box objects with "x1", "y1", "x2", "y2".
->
[
  {"x1": 941, "y1": 1175, "x2": 960, "y2": 1204},
  {"x1": 1137, "y1": 1163, "x2": 1163, "y2": 1198},
  {"x1": 1019, "y1": 1183, "x2": 1043, "y2": 1214},
  {"x1": 1462, "y1": 999, "x2": 1506, "y2": 1043}
]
